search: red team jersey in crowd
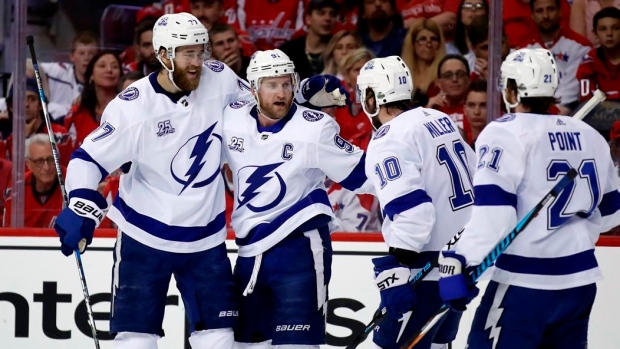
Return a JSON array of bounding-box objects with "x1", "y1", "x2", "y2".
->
[
  {"x1": 503, "y1": 0, "x2": 572, "y2": 48},
  {"x1": 396, "y1": 0, "x2": 459, "y2": 22},
  {"x1": 64, "y1": 105, "x2": 103, "y2": 149},
  {"x1": 437, "y1": 104, "x2": 472, "y2": 143},
  {"x1": 6, "y1": 123, "x2": 72, "y2": 167},
  {"x1": 576, "y1": 48, "x2": 620, "y2": 102},
  {"x1": 4, "y1": 172, "x2": 64, "y2": 228},
  {"x1": 237, "y1": 0, "x2": 305, "y2": 50}
]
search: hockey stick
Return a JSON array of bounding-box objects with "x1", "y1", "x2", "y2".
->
[
  {"x1": 401, "y1": 168, "x2": 578, "y2": 349},
  {"x1": 345, "y1": 230, "x2": 464, "y2": 349},
  {"x1": 572, "y1": 89, "x2": 606, "y2": 121},
  {"x1": 26, "y1": 35, "x2": 101, "y2": 349}
]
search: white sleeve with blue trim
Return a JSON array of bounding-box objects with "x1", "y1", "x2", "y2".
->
[
  {"x1": 366, "y1": 137, "x2": 435, "y2": 252},
  {"x1": 598, "y1": 158, "x2": 620, "y2": 232},
  {"x1": 456, "y1": 123, "x2": 525, "y2": 265},
  {"x1": 317, "y1": 118, "x2": 373, "y2": 194},
  {"x1": 66, "y1": 99, "x2": 134, "y2": 205}
]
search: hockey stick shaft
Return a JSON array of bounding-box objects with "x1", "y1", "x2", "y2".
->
[
  {"x1": 345, "y1": 230, "x2": 464, "y2": 349},
  {"x1": 572, "y1": 89, "x2": 606, "y2": 121},
  {"x1": 402, "y1": 168, "x2": 578, "y2": 349},
  {"x1": 26, "y1": 35, "x2": 101, "y2": 349}
]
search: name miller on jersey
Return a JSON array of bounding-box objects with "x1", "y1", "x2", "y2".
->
[{"x1": 423, "y1": 116, "x2": 457, "y2": 138}]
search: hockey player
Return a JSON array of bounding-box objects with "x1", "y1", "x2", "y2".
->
[
  {"x1": 221, "y1": 49, "x2": 372, "y2": 348},
  {"x1": 438, "y1": 47, "x2": 620, "y2": 348},
  {"x1": 358, "y1": 56, "x2": 475, "y2": 349},
  {"x1": 52, "y1": 13, "x2": 348, "y2": 349}
]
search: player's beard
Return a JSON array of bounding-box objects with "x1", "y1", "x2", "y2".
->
[
  {"x1": 259, "y1": 96, "x2": 293, "y2": 120},
  {"x1": 173, "y1": 64, "x2": 202, "y2": 92}
]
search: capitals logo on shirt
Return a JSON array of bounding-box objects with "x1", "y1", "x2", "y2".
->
[
  {"x1": 170, "y1": 122, "x2": 222, "y2": 194},
  {"x1": 236, "y1": 162, "x2": 287, "y2": 212}
]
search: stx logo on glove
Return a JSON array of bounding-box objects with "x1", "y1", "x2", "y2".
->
[
  {"x1": 72, "y1": 200, "x2": 104, "y2": 222},
  {"x1": 377, "y1": 273, "x2": 401, "y2": 290}
]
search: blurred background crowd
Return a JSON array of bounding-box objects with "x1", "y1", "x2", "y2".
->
[{"x1": 0, "y1": 0, "x2": 618, "y2": 233}]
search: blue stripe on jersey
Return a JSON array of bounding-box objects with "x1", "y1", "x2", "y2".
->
[
  {"x1": 69, "y1": 188, "x2": 107, "y2": 209},
  {"x1": 495, "y1": 250, "x2": 597, "y2": 276},
  {"x1": 382, "y1": 189, "x2": 432, "y2": 220},
  {"x1": 235, "y1": 188, "x2": 331, "y2": 246},
  {"x1": 473, "y1": 184, "x2": 517, "y2": 208},
  {"x1": 599, "y1": 190, "x2": 620, "y2": 217},
  {"x1": 71, "y1": 148, "x2": 109, "y2": 181},
  {"x1": 113, "y1": 196, "x2": 226, "y2": 242},
  {"x1": 338, "y1": 153, "x2": 368, "y2": 191}
]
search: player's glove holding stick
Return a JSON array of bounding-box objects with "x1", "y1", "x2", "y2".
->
[
  {"x1": 437, "y1": 250, "x2": 480, "y2": 311},
  {"x1": 54, "y1": 194, "x2": 107, "y2": 256},
  {"x1": 372, "y1": 254, "x2": 418, "y2": 317}
]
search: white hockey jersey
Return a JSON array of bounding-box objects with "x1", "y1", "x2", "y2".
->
[
  {"x1": 365, "y1": 107, "x2": 476, "y2": 280},
  {"x1": 456, "y1": 113, "x2": 620, "y2": 290},
  {"x1": 66, "y1": 61, "x2": 253, "y2": 253},
  {"x1": 222, "y1": 102, "x2": 372, "y2": 257},
  {"x1": 41, "y1": 62, "x2": 83, "y2": 119}
]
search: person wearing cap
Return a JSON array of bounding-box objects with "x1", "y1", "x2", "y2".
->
[
  {"x1": 279, "y1": 0, "x2": 340, "y2": 80},
  {"x1": 4, "y1": 78, "x2": 72, "y2": 166}
]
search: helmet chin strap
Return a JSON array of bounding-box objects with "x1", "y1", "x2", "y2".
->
[
  {"x1": 361, "y1": 91, "x2": 381, "y2": 130},
  {"x1": 502, "y1": 90, "x2": 520, "y2": 113},
  {"x1": 157, "y1": 51, "x2": 183, "y2": 92}
]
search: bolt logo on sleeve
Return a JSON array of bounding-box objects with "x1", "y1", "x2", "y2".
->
[
  {"x1": 119, "y1": 87, "x2": 139, "y2": 101},
  {"x1": 236, "y1": 162, "x2": 287, "y2": 213},
  {"x1": 205, "y1": 61, "x2": 225, "y2": 72},
  {"x1": 170, "y1": 123, "x2": 222, "y2": 194}
]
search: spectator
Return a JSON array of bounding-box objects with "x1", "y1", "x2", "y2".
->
[
  {"x1": 40, "y1": 32, "x2": 99, "y2": 120},
  {"x1": 504, "y1": 0, "x2": 572, "y2": 48},
  {"x1": 321, "y1": 30, "x2": 362, "y2": 79},
  {"x1": 426, "y1": 54, "x2": 472, "y2": 140},
  {"x1": 118, "y1": 71, "x2": 145, "y2": 91},
  {"x1": 525, "y1": 0, "x2": 592, "y2": 114},
  {"x1": 467, "y1": 15, "x2": 511, "y2": 81},
  {"x1": 610, "y1": 120, "x2": 620, "y2": 171},
  {"x1": 336, "y1": 48, "x2": 376, "y2": 149},
  {"x1": 464, "y1": 79, "x2": 488, "y2": 147},
  {"x1": 450, "y1": 0, "x2": 488, "y2": 70},
  {"x1": 189, "y1": 0, "x2": 225, "y2": 30},
  {"x1": 401, "y1": 18, "x2": 447, "y2": 106},
  {"x1": 65, "y1": 51, "x2": 122, "y2": 149},
  {"x1": 237, "y1": 0, "x2": 305, "y2": 50},
  {"x1": 576, "y1": 7, "x2": 620, "y2": 102},
  {"x1": 5, "y1": 78, "x2": 71, "y2": 164},
  {"x1": 4, "y1": 134, "x2": 64, "y2": 228},
  {"x1": 358, "y1": 0, "x2": 407, "y2": 57},
  {"x1": 120, "y1": 5, "x2": 164, "y2": 69},
  {"x1": 334, "y1": 0, "x2": 360, "y2": 31},
  {"x1": 0, "y1": 158, "x2": 11, "y2": 214},
  {"x1": 570, "y1": 0, "x2": 620, "y2": 46},
  {"x1": 280, "y1": 0, "x2": 339, "y2": 79},
  {"x1": 125, "y1": 19, "x2": 160, "y2": 76},
  {"x1": 396, "y1": 0, "x2": 459, "y2": 34},
  {"x1": 209, "y1": 24, "x2": 251, "y2": 80}
]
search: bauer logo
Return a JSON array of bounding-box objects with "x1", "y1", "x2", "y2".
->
[
  {"x1": 119, "y1": 87, "x2": 139, "y2": 101},
  {"x1": 230, "y1": 100, "x2": 249, "y2": 109},
  {"x1": 275, "y1": 325, "x2": 311, "y2": 332},
  {"x1": 303, "y1": 110, "x2": 324, "y2": 122},
  {"x1": 205, "y1": 61, "x2": 224, "y2": 72},
  {"x1": 373, "y1": 125, "x2": 390, "y2": 139}
]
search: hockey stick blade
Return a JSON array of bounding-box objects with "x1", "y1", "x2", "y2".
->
[
  {"x1": 572, "y1": 89, "x2": 606, "y2": 121},
  {"x1": 345, "y1": 230, "x2": 464, "y2": 349},
  {"x1": 401, "y1": 169, "x2": 578, "y2": 349}
]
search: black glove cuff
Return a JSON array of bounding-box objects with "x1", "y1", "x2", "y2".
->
[{"x1": 389, "y1": 247, "x2": 419, "y2": 267}]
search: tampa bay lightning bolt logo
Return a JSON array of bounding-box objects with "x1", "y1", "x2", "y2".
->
[
  {"x1": 303, "y1": 110, "x2": 324, "y2": 122},
  {"x1": 170, "y1": 123, "x2": 222, "y2": 194},
  {"x1": 496, "y1": 114, "x2": 516, "y2": 122},
  {"x1": 119, "y1": 87, "x2": 139, "y2": 101},
  {"x1": 237, "y1": 162, "x2": 287, "y2": 213},
  {"x1": 237, "y1": 79, "x2": 251, "y2": 91},
  {"x1": 205, "y1": 61, "x2": 225, "y2": 72},
  {"x1": 373, "y1": 125, "x2": 390, "y2": 139},
  {"x1": 230, "y1": 100, "x2": 249, "y2": 109}
]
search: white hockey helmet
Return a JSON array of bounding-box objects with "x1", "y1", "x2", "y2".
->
[
  {"x1": 246, "y1": 49, "x2": 299, "y2": 93},
  {"x1": 356, "y1": 56, "x2": 413, "y2": 120},
  {"x1": 152, "y1": 12, "x2": 210, "y2": 60},
  {"x1": 500, "y1": 48, "x2": 558, "y2": 110}
]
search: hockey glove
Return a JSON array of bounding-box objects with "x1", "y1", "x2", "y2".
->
[
  {"x1": 298, "y1": 75, "x2": 350, "y2": 108},
  {"x1": 372, "y1": 255, "x2": 416, "y2": 317},
  {"x1": 54, "y1": 193, "x2": 106, "y2": 256},
  {"x1": 437, "y1": 250, "x2": 479, "y2": 311}
]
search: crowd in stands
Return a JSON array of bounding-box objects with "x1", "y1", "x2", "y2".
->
[{"x1": 0, "y1": 0, "x2": 618, "y2": 231}]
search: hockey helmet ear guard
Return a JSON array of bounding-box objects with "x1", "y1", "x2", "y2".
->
[
  {"x1": 356, "y1": 56, "x2": 413, "y2": 126},
  {"x1": 500, "y1": 48, "x2": 558, "y2": 110}
]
